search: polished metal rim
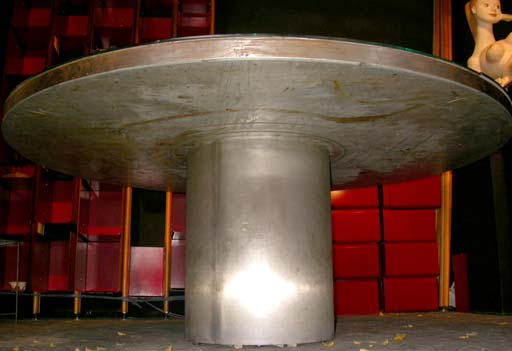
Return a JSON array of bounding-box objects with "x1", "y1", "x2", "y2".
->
[{"x1": 5, "y1": 35, "x2": 511, "y2": 113}]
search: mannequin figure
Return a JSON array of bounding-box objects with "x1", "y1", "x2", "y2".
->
[{"x1": 466, "y1": 0, "x2": 512, "y2": 87}]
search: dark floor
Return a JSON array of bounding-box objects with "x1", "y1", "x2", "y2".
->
[{"x1": 1, "y1": 312, "x2": 511, "y2": 351}]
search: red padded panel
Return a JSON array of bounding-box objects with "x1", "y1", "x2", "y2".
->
[
  {"x1": 85, "y1": 242, "x2": 120, "y2": 292},
  {"x1": 182, "y1": 2, "x2": 208, "y2": 15},
  {"x1": 384, "y1": 243, "x2": 439, "y2": 277},
  {"x1": 78, "y1": 183, "x2": 123, "y2": 236},
  {"x1": 57, "y1": 15, "x2": 89, "y2": 37},
  {"x1": 30, "y1": 241, "x2": 50, "y2": 292},
  {"x1": 0, "y1": 179, "x2": 33, "y2": 235},
  {"x1": 48, "y1": 241, "x2": 70, "y2": 291},
  {"x1": 51, "y1": 181, "x2": 74, "y2": 223},
  {"x1": 334, "y1": 279, "x2": 380, "y2": 315},
  {"x1": 332, "y1": 210, "x2": 380, "y2": 243},
  {"x1": 172, "y1": 194, "x2": 186, "y2": 234},
  {"x1": 383, "y1": 209, "x2": 437, "y2": 242},
  {"x1": 5, "y1": 56, "x2": 47, "y2": 75},
  {"x1": 170, "y1": 239, "x2": 185, "y2": 289},
  {"x1": 382, "y1": 176, "x2": 441, "y2": 209},
  {"x1": 94, "y1": 8, "x2": 135, "y2": 27},
  {"x1": 330, "y1": 187, "x2": 379, "y2": 209},
  {"x1": 129, "y1": 247, "x2": 164, "y2": 296},
  {"x1": 139, "y1": 17, "x2": 172, "y2": 42},
  {"x1": 177, "y1": 15, "x2": 209, "y2": 37},
  {"x1": 333, "y1": 244, "x2": 380, "y2": 279},
  {"x1": 383, "y1": 277, "x2": 438, "y2": 312},
  {"x1": 8, "y1": 6, "x2": 51, "y2": 51},
  {"x1": 36, "y1": 179, "x2": 75, "y2": 224},
  {"x1": 12, "y1": 8, "x2": 51, "y2": 27}
]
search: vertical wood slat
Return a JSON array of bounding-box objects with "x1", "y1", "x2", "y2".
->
[
  {"x1": 433, "y1": 0, "x2": 453, "y2": 309},
  {"x1": 121, "y1": 186, "x2": 132, "y2": 316},
  {"x1": 163, "y1": 191, "x2": 173, "y2": 315}
]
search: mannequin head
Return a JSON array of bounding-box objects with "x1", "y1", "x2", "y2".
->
[{"x1": 471, "y1": 0, "x2": 502, "y2": 24}]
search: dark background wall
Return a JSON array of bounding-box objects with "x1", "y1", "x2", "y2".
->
[
  {"x1": 131, "y1": 189, "x2": 165, "y2": 247},
  {"x1": 216, "y1": 0, "x2": 433, "y2": 54},
  {"x1": 0, "y1": 1, "x2": 12, "y2": 87},
  {"x1": 451, "y1": 0, "x2": 512, "y2": 314}
]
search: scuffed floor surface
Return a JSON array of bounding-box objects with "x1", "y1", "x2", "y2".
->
[{"x1": 1, "y1": 312, "x2": 512, "y2": 351}]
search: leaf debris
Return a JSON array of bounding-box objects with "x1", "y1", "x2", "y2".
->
[
  {"x1": 322, "y1": 341, "x2": 335, "y2": 347},
  {"x1": 459, "y1": 332, "x2": 478, "y2": 340},
  {"x1": 393, "y1": 333, "x2": 407, "y2": 342}
]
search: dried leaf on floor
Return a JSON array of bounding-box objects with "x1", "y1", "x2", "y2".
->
[
  {"x1": 49, "y1": 342, "x2": 56, "y2": 348},
  {"x1": 393, "y1": 333, "x2": 407, "y2": 342},
  {"x1": 383, "y1": 339, "x2": 389, "y2": 345},
  {"x1": 359, "y1": 348, "x2": 369, "y2": 351},
  {"x1": 96, "y1": 347, "x2": 107, "y2": 351},
  {"x1": 164, "y1": 346, "x2": 174, "y2": 351},
  {"x1": 353, "y1": 340, "x2": 361, "y2": 345},
  {"x1": 402, "y1": 324, "x2": 414, "y2": 328},
  {"x1": 85, "y1": 347, "x2": 95, "y2": 351},
  {"x1": 322, "y1": 341, "x2": 335, "y2": 347},
  {"x1": 11, "y1": 347, "x2": 21, "y2": 351},
  {"x1": 459, "y1": 332, "x2": 478, "y2": 340},
  {"x1": 499, "y1": 322, "x2": 509, "y2": 326},
  {"x1": 117, "y1": 332, "x2": 127, "y2": 336}
]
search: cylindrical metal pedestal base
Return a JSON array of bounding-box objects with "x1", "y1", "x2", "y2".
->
[{"x1": 185, "y1": 135, "x2": 334, "y2": 346}]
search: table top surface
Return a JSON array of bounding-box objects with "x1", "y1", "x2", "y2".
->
[{"x1": 2, "y1": 35, "x2": 512, "y2": 192}]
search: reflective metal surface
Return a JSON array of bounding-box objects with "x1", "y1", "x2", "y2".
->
[
  {"x1": 3, "y1": 35, "x2": 512, "y2": 192},
  {"x1": 2, "y1": 35, "x2": 512, "y2": 346},
  {"x1": 186, "y1": 135, "x2": 333, "y2": 345}
]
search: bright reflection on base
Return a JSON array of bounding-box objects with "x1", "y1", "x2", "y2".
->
[{"x1": 224, "y1": 261, "x2": 297, "y2": 318}]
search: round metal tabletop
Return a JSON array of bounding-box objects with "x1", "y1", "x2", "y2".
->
[{"x1": 2, "y1": 35, "x2": 512, "y2": 192}]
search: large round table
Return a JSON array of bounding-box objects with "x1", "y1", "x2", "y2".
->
[{"x1": 3, "y1": 35, "x2": 512, "y2": 346}]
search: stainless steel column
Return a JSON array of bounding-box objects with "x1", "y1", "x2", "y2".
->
[{"x1": 185, "y1": 135, "x2": 334, "y2": 346}]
